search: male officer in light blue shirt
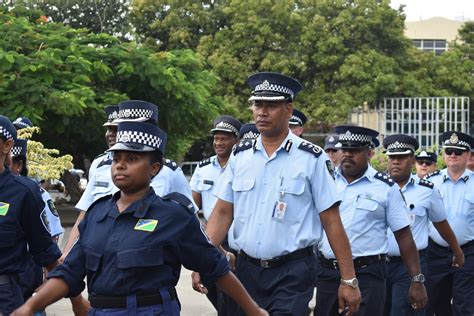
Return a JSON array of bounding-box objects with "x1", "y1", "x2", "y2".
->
[
  {"x1": 425, "y1": 131, "x2": 474, "y2": 316},
  {"x1": 316, "y1": 126, "x2": 427, "y2": 316},
  {"x1": 201, "y1": 72, "x2": 361, "y2": 315},
  {"x1": 383, "y1": 134, "x2": 463, "y2": 316}
]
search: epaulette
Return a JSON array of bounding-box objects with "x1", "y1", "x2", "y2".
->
[
  {"x1": 164, "y1": 158, "x2": 178, "y2": 171},
  {"x1": 298, "y1": 141, "x2": 323, "y2": 158},
  {"x1": 93, "y1": 152, "x2": 107, "y2": 160},
  {"x1": 418, "y1": 178, "x2": 434, "y2": 189},
  {"x1": 199, "y1": 158, "x2": 212, "y2": 168},
  {"x1": 97, "y1": 156, "x2": 112, "y2": 168},
  {"x1": 426, "y1": 170, "x2": 440, "y2": 179},
  {"x1": 374, "y1": 172, "x2": 395, "y2": 186},
  {"x1": 233, "y1": 139, "x2": 254, "y2": 155},
  {"x1": 163, "y1": 192, "x2": 196, "y2": 214}
]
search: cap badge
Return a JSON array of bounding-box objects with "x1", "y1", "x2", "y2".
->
[
  {"x1": 119, "y1": 133, "x2": 131, "y2": 142},
  {"x1": 124, "y1": 109, "x2": 131, "y2": 118},
  {"x1": 328, "y1": 136, "x2": 334, "y2": 142},
  {"x1": 261, "y1": 80, "x2": 270, "y2": 90},
  {"x1": 345, "y1": 130, "x2": 352, "y2": 136},
  {"x1": 449, "y1": 133, "x2": 459, "y2": 144}
]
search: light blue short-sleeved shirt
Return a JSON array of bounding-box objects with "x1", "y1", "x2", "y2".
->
[
  {"x1": 428, "y1": 169, "x2": 474, "y2": 246},
  {"x1": 190, "y1": 156, "x2": 226, "y2": 220},
  {"x1": 216, "y1": 131, "x2": 340, "y2": 259},
  {"x1": 387, "y1": 175, "x2": 447, "y2": 256},
  {"x1": 76, "y1": 154, "x2": 193, "y2": 212},
  {"x1": 319, "y1": 166, "x2": 410, "y2": 259}
]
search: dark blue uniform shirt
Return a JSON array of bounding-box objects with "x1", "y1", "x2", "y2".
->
[
  {"x1": 0, "y1": 167, "x2": 61, "y2": 274},
  {"x1": 49, "y1": 189, "x2": 229, "y2": 297}
]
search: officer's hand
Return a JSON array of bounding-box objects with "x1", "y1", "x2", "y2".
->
[
  {"x1": 253, "y1": 307, "x2": 269, "y2": 316},
  {"x1": 452, "y1": 250, "x2": 464, "y2": 268},
  {"x1": 191, "y1": 271, "x2": 208, "y2": 294},
  {"x1": 337, "y1": 285, "x2": 361, "y2": 316},
  {"x1": 58, "y1": 253, "x2": 67, "y2": 264},
  {"x1": 10, "y1": 304, "x2": 34, "y2": 316},
  {"x1": 408, "y1": 282, "x2": 427, "y2": 310},
  {"x1": 70, "y1": 294, "x2": 91, "y2": 316},
  {"x1": 226, "y1": 251, "x2": 236, "y2": 270}
]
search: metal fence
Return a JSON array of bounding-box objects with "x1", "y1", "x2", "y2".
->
[{"x1": 350, "y1": 97, "x2": 471, "y2": 150}]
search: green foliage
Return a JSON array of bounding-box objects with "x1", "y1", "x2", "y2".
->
[
  {"x1": 370, "y1": 150, "x2": 388, "y2": 172},
  {"x1": 0, "y1": 7, "x2": 222, "y2": 161}
]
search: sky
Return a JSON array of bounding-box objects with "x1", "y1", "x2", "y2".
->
[{"x1": 390, "y1": 0, "x2": 474, "y2": 21}]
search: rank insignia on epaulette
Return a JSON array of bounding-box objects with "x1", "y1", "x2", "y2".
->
[
  {"x1": 298, "y1": 141, "x2": 322, "y2": 158},
  {"x1": 233, "y1": 140, "x2": 254, "y2": 155},
  {"x1": 134, "y1": 219, "x2": 158, "y2": 232},
  {"x1": 374, "y1": 172, "x2": 395, "y2": 186},
  {"x1": 165, "y1": 159, "x2": 178, "y2": 171},
  {"x1": 0, "y1": 202, "x2": 10, "y2": 216},
  {"x1": 199, "y1": 158, "x2": 211, "y2": 168},
  {"x1": 426, "y1": 170, "x2": 440, "y2": 179},
  {"x1": 419, "y1": 179, "x2": 434, "y2": 189}
]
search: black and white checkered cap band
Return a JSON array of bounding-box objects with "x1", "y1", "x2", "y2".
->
[
  {"x1": 0, "y1": 126, "x2": 13, "y2": 140},
  {"x1": 242, "y1": 131, "x2": 259, "y2": 140},
  {"x1": 387, "y1": 141, "x2": 416, "y2": 152},
  {"x1": 253, "y1": 80, "x2": 294, "y2": 99},
  {"x1": 213, "y1": 121, "x2": 239, "y2": 135},
  {"x1": 107, "y1": 111, "x2": 119, "y2": 122},
  {"x1": 444, "y1": 139, "x2": 471, "y2": 150},
  {"x1": 11, "y1": 146, "x2": 22, "y2": 157},
  {"x1": 13, "y1": 120, "x2": 30, "y2": 128},
  {"x1": 289, "y1": 115, "x2": 303, "y2": 125},
  {"x1": 339, "y1": 131, "x2": 372, "y2": 143},
  {"x1": 116, "y1": 130, "x2": 163, "y2": 149},
  {"x1": 119, "y1": 108, "x2": 153, "y2": 120}
]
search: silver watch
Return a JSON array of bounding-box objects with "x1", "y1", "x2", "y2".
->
[
  {"x1": 340, "y1": 277, "x2": 359, "y2": 288},
  {"x1": 411, "y1": 273, "x2": 425, "y2": 283}
]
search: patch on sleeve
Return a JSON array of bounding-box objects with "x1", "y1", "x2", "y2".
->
[
  {"x1": 325, "y1": 160, "x2": 335, "y2": 180},
  {"x1": 40, "y1": 209, "x2": 52, "y2": 234},
  {"x1": 0, "y1": 202, "x2": 10, "y2": 216},
  {"x1": 200, "y1": 224, "x2": 212, "y2": 244},
  {"x1": 374, "y1": 172, "x2": 395, "y2": 186},
  {"x1": 164, "y1": 159, "x2": 179, "y2": 171},
  {"x1": 199, "y1": 158, "x2": 211, "y2": 168},
  {"x1": 418, "y1": 179, "x2": 434, "y2": 189},
  {"x1": 233, "y1": 140, "x2": 254, "y2": 155},
  {"x1": 298, "y1": 141, "x2": 323, "y2": 158},
  {"x1": 47, "y1": 199, "x2": 59, "y2": 217}
]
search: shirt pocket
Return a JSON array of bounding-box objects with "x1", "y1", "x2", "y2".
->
[
  {"x1": 0, "y1": 226, "x2": 18, "y2": 248},
  {"x1": 85, "y1": 249, "x2": 103, "y2": 272},
  {"x1": 355, "y1": 196, "x2": 384, "y2": 220},
  {"x1": 232, "y1": 178, "x2": 255, "y2": 220},
  {"x1": 197, "y1": 180, "x2": 213, "y2": 192},
  {"x1": 117, "y1": 246, "x2": 163, "y2": 269},
  {"x1": 280, "y1": 179, "x2": 306, "y2": 223}
]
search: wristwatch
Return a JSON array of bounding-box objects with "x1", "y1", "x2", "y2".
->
[
  {"x1": 411, "y1": 273, "x2": 425, "y2": 283},
  {"x1": 340, "y1": 277, "x2": 359, "y2": 288}
]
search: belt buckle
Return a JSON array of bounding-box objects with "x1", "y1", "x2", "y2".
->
[
  {"x1": 332, "y1": 259, "x2": 338, "y2": 270},
  {"x1": 260, "y1": 259, "x2": 270, "y2": 268}
]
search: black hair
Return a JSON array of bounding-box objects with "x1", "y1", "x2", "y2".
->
[
  {"x1": 12, "y1": 156, "x2": 28, "y2": 176},
  {"x1": 149, "y1": 150, "x2": 163, "y2": 178}
]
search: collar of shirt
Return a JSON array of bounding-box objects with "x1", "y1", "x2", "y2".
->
[
  {"x1": 254, "y1": 131, "x2": 296, "y2": 159},
  {"x1": 96, "y1": 189, "x2": 156, "y2": 221},
  {"x1": 212, "y1": 155, "x2": 228, "y2": 171},
  {"x1": 335, "y1": 164, "x2": 378, "y2": 186},
  {"x1": 400, "y1": 175, "x2": 417, "y2": 192},
  {"x1": 441, "y1": 168, "x2": 470, "y2": 183}
]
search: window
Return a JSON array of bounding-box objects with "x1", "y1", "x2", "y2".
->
[{"x1": 411, "y1": 39, "x2": 448, "y2": 55}]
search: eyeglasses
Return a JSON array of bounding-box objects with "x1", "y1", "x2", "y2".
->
[
  {"x1": 445, "y1": 148, "x2": 465, "y2": 156},
  {"x1": 326, "y1": 149, "x2": 338, "y2": 153},
  {"x1": 417, "y1": 160, "x2": 434, "y2": 166}
]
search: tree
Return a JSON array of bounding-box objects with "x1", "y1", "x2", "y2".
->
[{"x1": 0, "y1": 6, "x2": 223, "y2": 163}]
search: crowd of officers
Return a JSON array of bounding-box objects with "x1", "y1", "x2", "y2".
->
[{"x1": 0, "y1": 71, "x2": 473, "y2": 316}]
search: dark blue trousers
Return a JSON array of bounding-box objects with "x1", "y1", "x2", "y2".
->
[
  {"x1": 385, "y1": 255, "x2": 426, "y2": 316},
  {"x1": 315, "y1": 260, "x2": 386, "y2": 316},
  {"x1": 426, "y1": 239, "x2": 474, "y2": 316},
  {"x1": 0, "y1": 276, "x2": 24, "y2": 315},
  {"x1": 235, "y1": 253, "x2": 316, "y2": 315}
]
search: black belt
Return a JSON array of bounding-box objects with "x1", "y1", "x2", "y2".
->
[
  {"x1": 89, "y1": 288, "x2": 177, "y2": 309},
  {"x1": 320, "y1": 254, "x2": 386, "y2": 270},
  {"x1": 239, "y1": 246, "x2": 314, "y2": 268},
  {"x1": 387, "y1": 249, "x2": 426, "y2": 263}
]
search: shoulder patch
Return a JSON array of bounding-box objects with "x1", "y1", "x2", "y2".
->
[
  {"x1": 233, "y1": 140, "x2": 254, "y2": 155},
  {"x1": 162, "y1": 192, "x2": 196, "y2": 214},
  {"x1": 374, "y1": 172, "x2": 395, "y2": 186},
  {"x1": 426, "y1": 170, "x2": 440, "y2": 179},
  {"x1": 298, "y1": 141, "x2": 323, "y2": 158},
  {"x1": 164, "y1": 158, "x2": 178, "y2": 171},
  {"x1": 418, "y1": 178, "x2": 434, "y2": 189},
  {"x1": 199, "y1": 158, "x2": 212, "y2": 168}
]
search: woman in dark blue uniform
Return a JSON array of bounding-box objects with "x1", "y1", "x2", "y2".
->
[
  {"x1": 0, "y1": 116, "x2": 61, "y2": 315},
  {"x1": 12, "y1": 121, "x2": 266, "y2": 316}
]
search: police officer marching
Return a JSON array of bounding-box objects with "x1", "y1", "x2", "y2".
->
[
  {"x1": 0, "y1": 116, "x2": 61, "y2": 315},
  {"x1": 12, "y1": 120, "x2": 267, "y2": 316},
  {"x1": 425, "y1": 131, "x2": 474, "y2": 316},
  {"x1": 202, "y1": 72, "x2": 361, "y2": 315},
  {"x1": 383, "y1": 134, "x2": 463, "y2": 316},
  {"x1": 316, "y1": 125, "x2": 427, "y2": 316}
]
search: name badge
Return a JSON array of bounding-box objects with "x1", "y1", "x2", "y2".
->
[
  {"x1": 94, "y1": 181, "x2": 109, "y2": 188},
  {"x1": 203, "y1": 180, "x2": 214, "y2": 185},
  {"x1": 272, "y1": 201, "x2": 287, "y2": 220}
]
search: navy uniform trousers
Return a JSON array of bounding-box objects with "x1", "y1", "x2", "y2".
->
[
  {"x1": 234, "y1": 252, "x2": 316, "y2": 316},
  {"x1": 316, "y1": 259, "x2": 386, "y2": 316},
  {"x1": 385, "y1": 254, "x2": 427, "y2": 316},
  {"x1": 426, "y1": 239, "x2": 474, "y2": 316}
]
